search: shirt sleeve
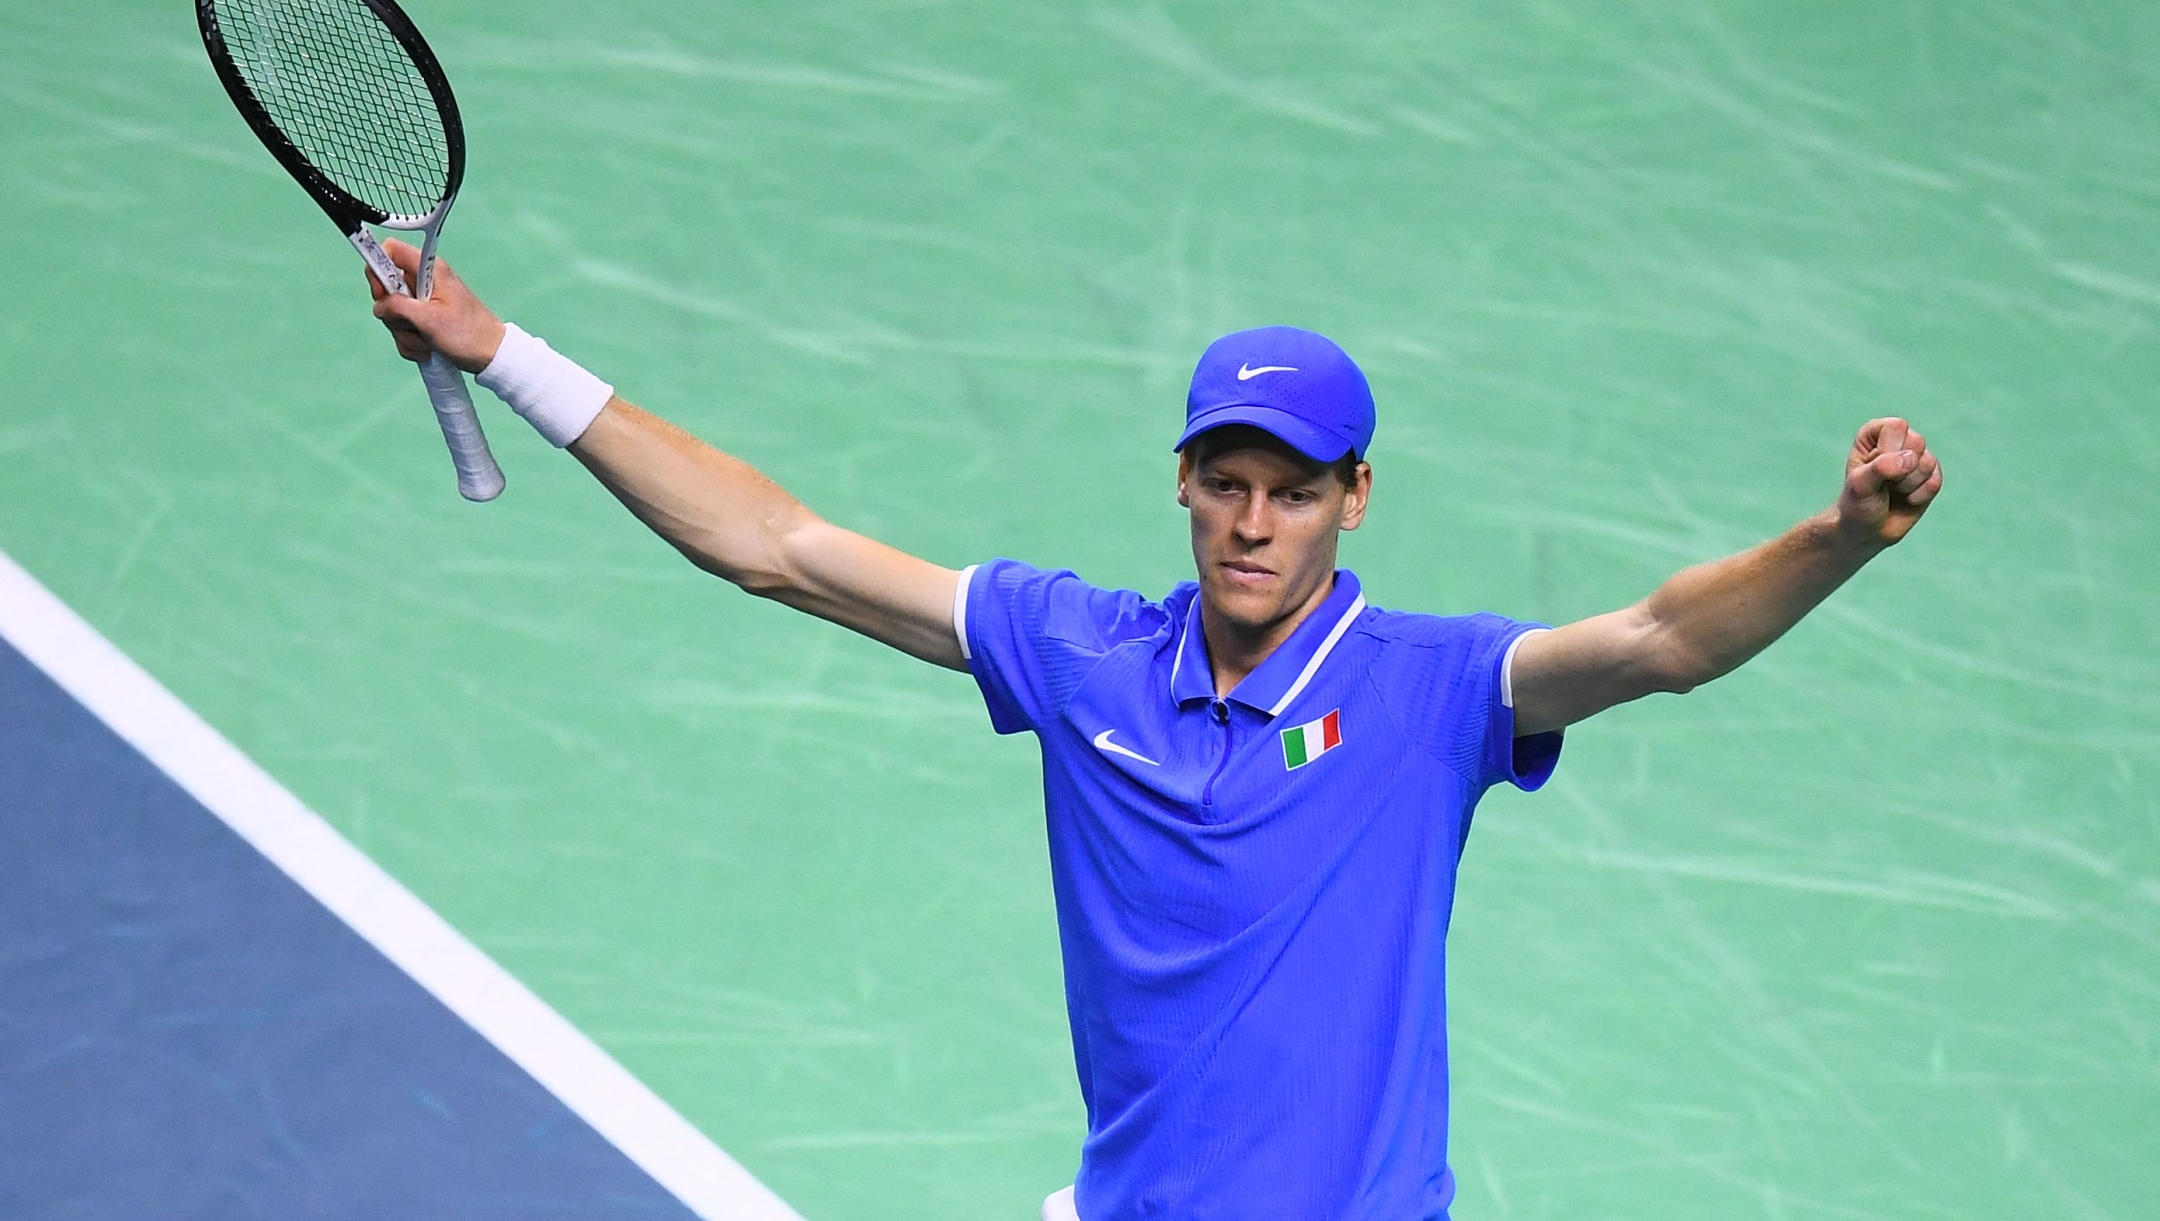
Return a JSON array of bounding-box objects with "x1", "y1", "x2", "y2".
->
[
  {"x1": 1384, "y1": 611, "x2": 1564, "y2": 792},
  {"x1": 957, "y1": 558, "x2": 1147, "y2": 736},
  {"x1": 1493, "y1": 627, "x2": 1564, "y2": 791}
]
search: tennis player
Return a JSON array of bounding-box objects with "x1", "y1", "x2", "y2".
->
[{"x1": 366, "y1": 240, "x2": 1943, "y2": 1221}]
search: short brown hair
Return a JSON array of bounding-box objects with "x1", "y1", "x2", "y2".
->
[{"x1": 1184, "y1": 424, "x2": 1362, "y2": 490}]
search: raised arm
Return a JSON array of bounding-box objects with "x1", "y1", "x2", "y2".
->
[
  {"x1": 567, "y1": 401, "x2": 964, "y2": 667},
  {"x1": 1509, "y1": 418, "x2": 1945, "y2": 737},
  {"x1": 365, "y1": 240, "x2": 965, "y2": 670}
]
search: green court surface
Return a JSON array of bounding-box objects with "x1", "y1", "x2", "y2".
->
[{"x1": 4, "y1": 1, "x2": 2157, "y2": 1217}]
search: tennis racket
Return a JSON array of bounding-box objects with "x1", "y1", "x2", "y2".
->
[{"x1": 198, "y1": 0, "x2": 504, "y2": 502}]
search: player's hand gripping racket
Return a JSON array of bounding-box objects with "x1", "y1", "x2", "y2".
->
[{"x1": 198, "y1": 0, "x2": 504, "y2": 501}]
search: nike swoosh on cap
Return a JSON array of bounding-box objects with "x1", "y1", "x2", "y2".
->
[
  {"x1": 1092, "y1": 729, "x2": 1161, "y2": 766},
  {"x1": 1236, "y1": 363, "x2": 1298, "y2": 381}
]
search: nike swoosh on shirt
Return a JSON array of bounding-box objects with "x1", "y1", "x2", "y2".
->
[
  {"x1": 1092, "y1": 729, "x2": 1161, "y2": 766},
  {"x1": 1236, "y1": 363, "x2": 1298, "y2": 381}
]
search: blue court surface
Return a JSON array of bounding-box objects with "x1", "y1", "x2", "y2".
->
[
  {"x1": 0, "y1": 638, "x2": 694, "y2": 1218},
  {"x1": 0, "y1": 558, "x2": 794, "y2": 1220}
]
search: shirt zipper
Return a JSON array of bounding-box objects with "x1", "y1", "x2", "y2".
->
[{"x1": 1202, "y1": 698, "x2": 1234, "y2": 807}]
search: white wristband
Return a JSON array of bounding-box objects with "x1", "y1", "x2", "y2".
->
[{"x1": 476, "y1": 323, "x2": 614, "y2": 448}]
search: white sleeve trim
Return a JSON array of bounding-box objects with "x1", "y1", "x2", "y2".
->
[
  {"x1": 953, "y1": 564, "x2": 979, "y2": 662},
  {"x1": 1501, "y1": 627, "x2": 1549, "y2": 710}
]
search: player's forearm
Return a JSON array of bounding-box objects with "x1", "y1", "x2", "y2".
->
[
  {"x1": 364, "y1": 268, "x2": 957, "y2": 643},
  {"x1": 570, "y1": 398, "x2": 966, "y2": 667},
  {"x1": 569, "y1": 397, "x2": 821, "y2": 594},
  {"x1": 1645, "y1": 510, "x2": 1880, "y2": 691}
]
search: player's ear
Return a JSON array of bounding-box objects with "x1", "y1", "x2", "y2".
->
[
  {"x1": 1338, "y1": 462, "x2": 1372, "y2": 531},
  {"x1": 1176, "y1": 450, "x2": 1195, "y2": 508}
]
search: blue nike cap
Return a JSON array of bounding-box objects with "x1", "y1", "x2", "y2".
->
[{"x1": 1174, "y1": 326, "x2": 1375, "y2": 464}]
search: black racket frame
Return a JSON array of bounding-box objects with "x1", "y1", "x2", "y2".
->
[
  {"x1": 196, "y1": 0, "x2": 467, "y2": 231},
  {"x1": 195, "y1": 0, "x2": 505, "y2": 504}
]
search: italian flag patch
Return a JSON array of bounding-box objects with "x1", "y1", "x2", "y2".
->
[{"x1": 1280, "y1": 708, "x2": 1343, "y2": 771}]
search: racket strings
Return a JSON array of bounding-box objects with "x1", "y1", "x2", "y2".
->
[{"x1": 212, "y1": 0, "x2": 450, "y2": 219}]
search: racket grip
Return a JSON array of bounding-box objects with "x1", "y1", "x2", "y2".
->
[{"x1": 418, "y1": 353, "x2": 506, "y2": 502}]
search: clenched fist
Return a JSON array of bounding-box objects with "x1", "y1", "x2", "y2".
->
[{"x1": 1835, "y1": 417, "x2": 1944, "y2": 548}]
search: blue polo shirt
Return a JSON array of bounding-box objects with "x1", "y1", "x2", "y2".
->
[{"x1": 957, "y1": 560, "x2": 1563, "y2": 1221}]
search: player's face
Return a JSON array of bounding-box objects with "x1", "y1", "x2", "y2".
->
[{"x1": 1178, "y1": 440, "x2": 1370, "y2": 636}]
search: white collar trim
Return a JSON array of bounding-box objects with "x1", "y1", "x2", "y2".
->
[{"x1": 1264, "y1": 592, "x2": 1366, "y2": 718}]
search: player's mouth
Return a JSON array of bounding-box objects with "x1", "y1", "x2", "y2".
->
[{"x1": 1219, "y1": 560, "x2": 1276, "y2": 589}]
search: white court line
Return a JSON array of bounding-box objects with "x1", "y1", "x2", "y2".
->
[{"x1": 0, "y1": 548, "x2": 802, "y2": 1221}]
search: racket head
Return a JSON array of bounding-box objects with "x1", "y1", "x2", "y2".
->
[{"x1": 198, "y1": 0, "x2": 465, "y2": 231}]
